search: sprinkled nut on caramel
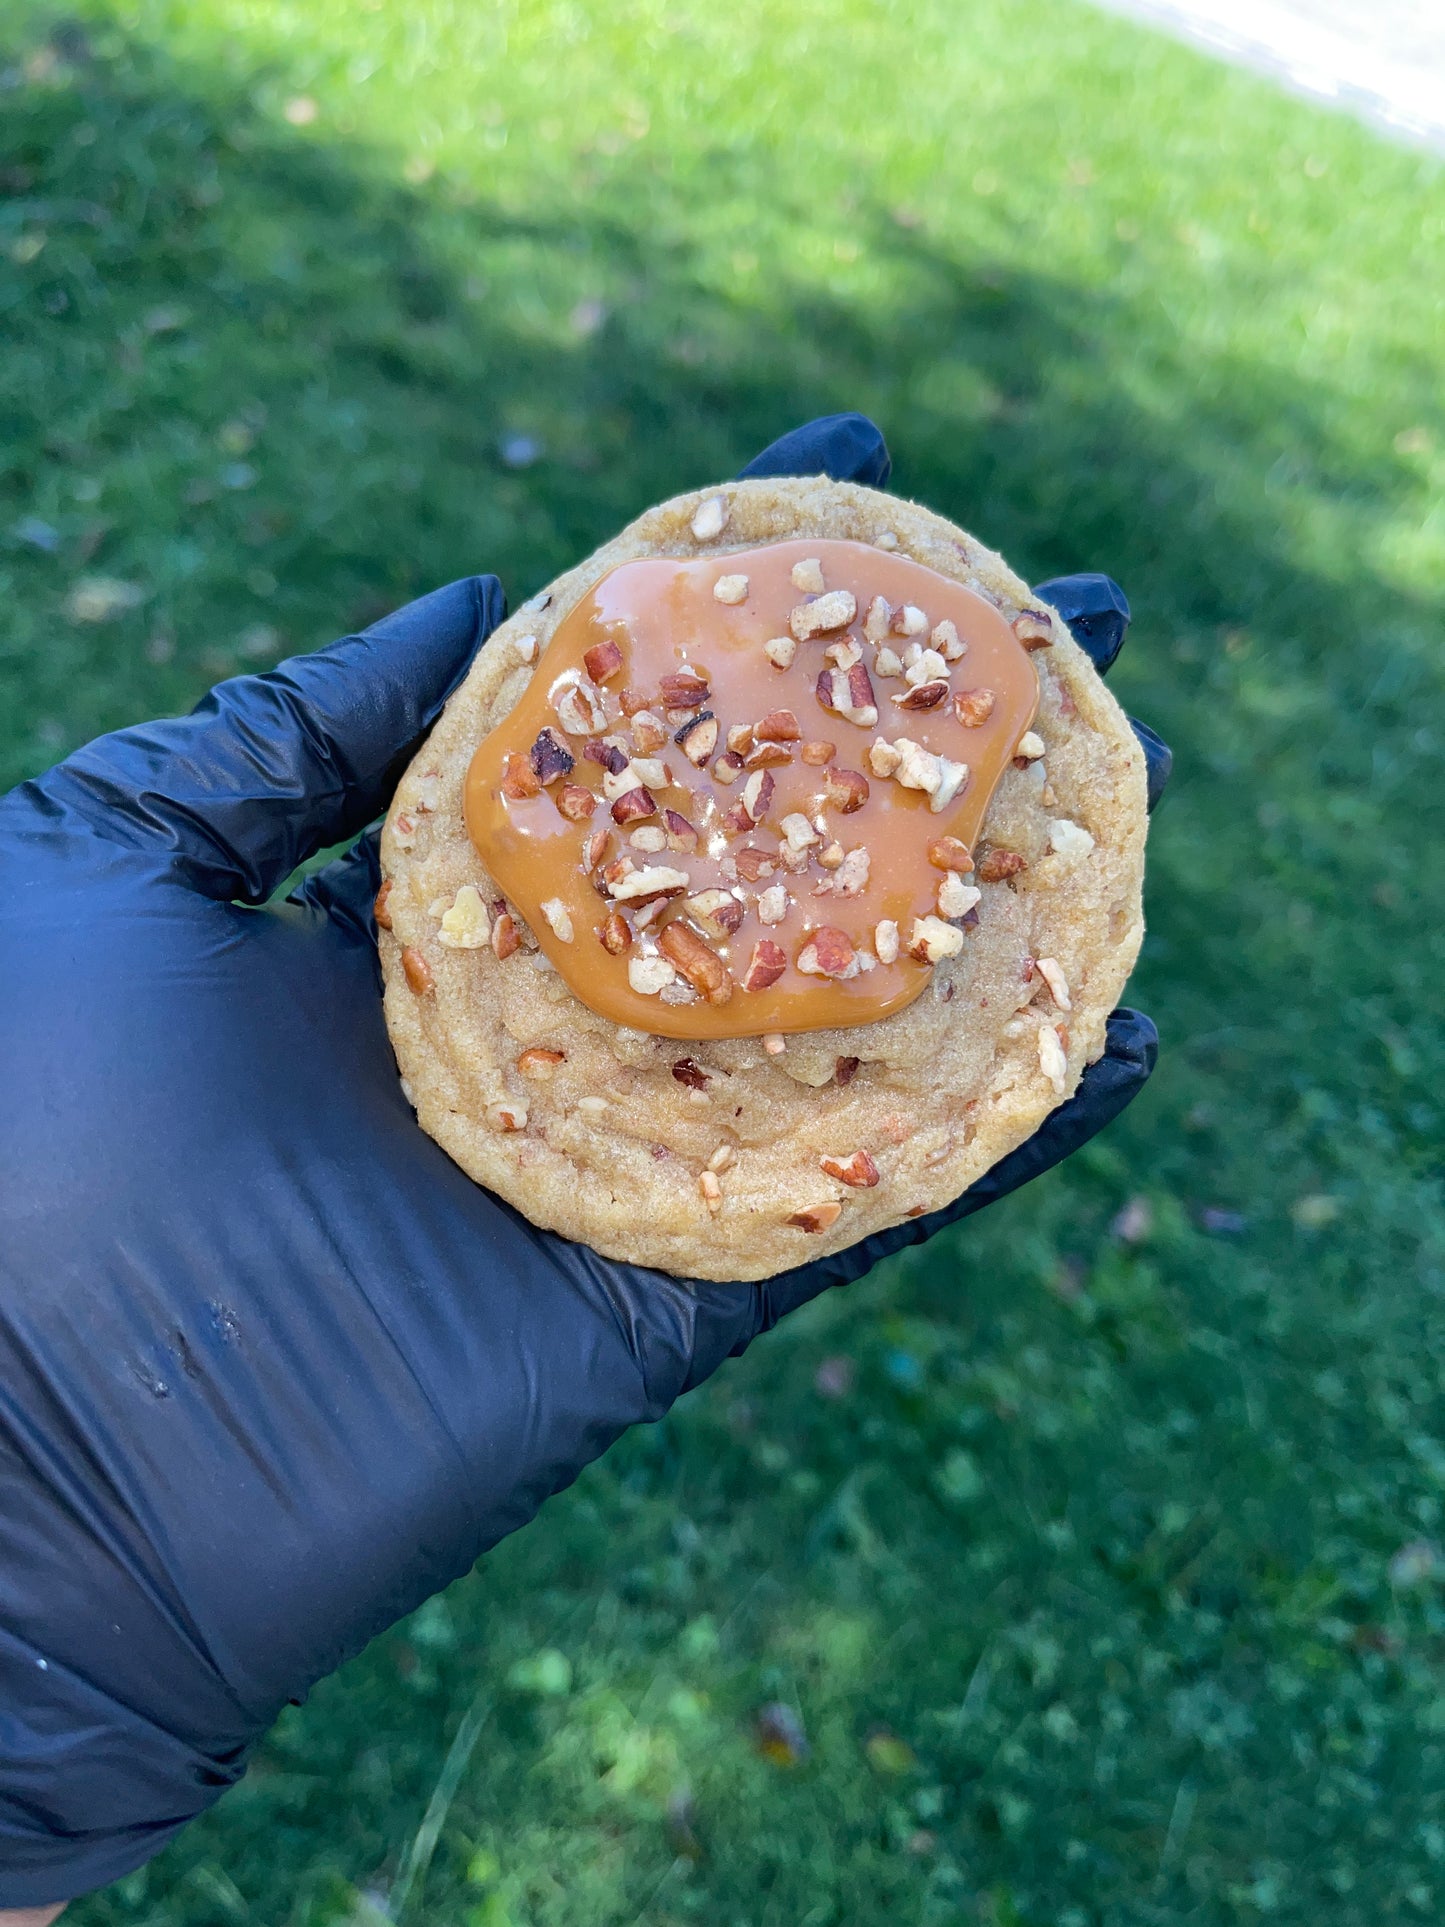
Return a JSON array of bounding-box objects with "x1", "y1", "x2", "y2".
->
[
  {"x1": 663, "y1": 808, "x2": 699, "y2": 851},
  {"x1": 600, "y1": 911, "x2": 632, "y2": 954},
  {"x1": 790, "y1": 589, "x2": 857, "y2": 640},
  {"x1": 628, "y1": 954, "x2": 677, "y2": 995},
  {"x1": 954, "y1": 687, "x2": 997, "y2": 727},
  {"x1": 611, "y1": 785, "x2": 658, "y2": 825},
  {"x1": 739, "y1": 768, "x2": 776, "y2": 825},
  {"x1": 628, "y1": 709, "x2": 669, "y2": 752},
  {"x1": 540, "y1": 897, "x2": 574, "y2": 942},
  {"x1": 712, "y1": 750, "x2": 745, "y2": 784},
  {"x1": 818, "y1": 841, "x2": 845, "y2": 870},
  {"x1": 754, "y1": 708, "x2": 801, "y2": 743},
  {"x1": 744, "y1": 740, "x2": 793, "y2": 769},
  {"x1": 556, "y1": 783, "x2": 597, "y2": 822},
  {"x1": 517, "y1": 1046, "x2": 565, "y2": 1077},
  {"x1": 658, "y1": 919, "x2": 733, "y2": 1004},
  {"x1": 585, "y1": 738, "x2": 629, "y2": 774},
  {"x1": 743, "y1": 938, "x2": 788, "y2": 991},
  {"x1": 891, "y1": 603, "x2": 929, "y2": 637},
  {"x1": 874, "y1": 918, "x2": 900, "y2": 964},
  {"x1": 894, "y1": 678, "x2": 950, "y2": 711},
  {"x1": 757, "y1": 884, "x2": 789, "y2": 925},
  {"x1": 691, "y1": 494, "x2": 729, "y2": 541},
  {"x1": 584, "y1": 639, "x2": 624, "y2": 683},
  {"x1": 660, "y1": 671, "x2": 710, "y2": 709},
  {"x1": 931, "y1": 618, "x2": 965, "y2": 660},
  {"x1": 734, "y1": 846, "x2": 775, "y2": 882},
  {"x1": 1013, "y1": 610, "x2": 1054, "y2": 649},
  {"x1": 618, "y1": 686, "x2": 648, "y2": 716},
  {"x1": 864, "y1": 595, "x2": 892, "y2": 644},
  {"x1": 790, "y1": 557, "x2": 826, "y2": 594},
  {"x1": 820, "y1": 1150, "x2": 880, "y2": 1188},
  {"x1": 608, "y1": 864, "x2": 690, "y2": 902},
  {"x1": 797, "y1": 925, "x2": 856, "y2": 979},
  {"x1": 685, "y1": 889, "x2": 745, "y2": 939},
  {"x1": 763, "y1": 635, "x2": 797, "y2": 670},
  {"x1": 815, "y1": 662, "x2": 878, "y2": 728},
  {"x1": 823, "y1": 767, "x2": 869, "y2": 813},
  {"x1": 713, "y1": 573, "x2": 749, "y2": 605},
  {"x1": 629, "y1": 826, "x2": 667, "y2": 852},
  {"x1": 401, "y1": 946, "x2": 434, "y2": 995},
  {"x1": 373, "y1": 878, "x2": 394, "y2": 930},
  {"x1": 529, "y1": 727, "x2": 575, "y2": 785},
  {"x1": 553, "y1": 677, "x2": 608, "y2": 736},
  {"x1": 788, "y1": 1202, "x2": 842, "y2": 1233},
  {"x1": 927, "y1": 835, "x2": 973, "y2": 872},
  {"x1": 501, "y1": 751, "x2": 542, "y2": 800},
  {"x1": 868, "y1": 738, "x2": 902, "y2": 778},
  {"x1": 676, "y1": 712, "x2": 719, "y2": 766},
  {"x1": 727, "y1": 723, "x2": 755, "y2": 755},
  {"x1": 491, "y1": 911, "x2": 520, "y2": 959},
  {"x1": 976, "y1": 847, "x2": 1028, "y2": 883}
]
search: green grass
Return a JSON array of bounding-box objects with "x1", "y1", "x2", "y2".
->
[{"x1": 3, "y1": 1, "x2": 1444, "y2": 1921}]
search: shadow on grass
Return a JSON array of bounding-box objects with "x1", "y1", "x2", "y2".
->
[{"x1": 4, "y1": 13, "x2": 1444, "y2": 1927}]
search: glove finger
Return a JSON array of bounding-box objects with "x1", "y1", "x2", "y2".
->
[
  {"x1": 1032, "y1": 572, "x2": 1130, "y2": 675},
  {"x1": 36, "y1": 576, "x2": 505, "y2": 905},
  {"x1": 296, "y1": 829, "x2": 383, "y2": 953},
  {"x1": 737, "y1": 413, "x2": 892, "y2": 488},
  {"x1": 745, "y1": 1005, "x2": 1159, "y2": 1335},
  {"x1": 1130, "y1": 718, "x2": 1173, "y2": 812}
]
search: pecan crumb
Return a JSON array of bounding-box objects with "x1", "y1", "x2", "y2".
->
[
  {"x1": 787, "y1": 1201, "x2": 843, "y2": 1233},
  {"x1": 834, "y1": 1055, "x2": 861, "y2": 1086},
  {"x1": 373, "y1": 878, "x2": 394, "y2": 930},
  {"x1": 820, "y1": 1150, "x2": 880, "y2": 1188},
  {"x1": 401, "y1": 946, "x2": 434, "y2": 995}
]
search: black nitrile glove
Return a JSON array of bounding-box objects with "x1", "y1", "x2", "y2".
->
[{"x1": 0, "y1": 416, "x2": 1168, "y2": 1908}]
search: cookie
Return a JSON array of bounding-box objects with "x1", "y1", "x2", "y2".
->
[{"x1": 379, "y1": 477, "x2": 1147, "y2": 1280}]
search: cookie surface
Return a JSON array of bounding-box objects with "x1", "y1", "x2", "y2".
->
[{"x1": 379, "y1": 478, "x2": 1147, "y2": 1280}]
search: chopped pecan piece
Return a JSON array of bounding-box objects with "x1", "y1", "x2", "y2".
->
[
  {"x1": 611, "y1": 784, "x2": 658, "y2": 824},
  {"x1": 727, "y1": 722, "x2": 755, "y2": 755},
  {"x1": 556, "y1": 783, "x2": 596, "y2": 822},
  {"x1": 815, "y1": 662, "x2": 878, "y2": 728},
  {"x1": 698, "y1": 1170, "x2": 722, "y2": 1212},
  {"x1": 671, "y1": 1056, "x2": 711, "y2": 1090},
  {"x1": 790, "y1": 589, "x2": 857, "y2": 640},
  {"x1": 791, "y1": 557, "x2": 826, "y2": 594},
  {"x1": 931, "y1": 618, "x2": 965, "y2": 660},
  {"x1": 873, "y1": 918, "x2": 899, "y2": 964},
  {"x1": 584, "y1": 638, "x2": 624, "y2": 684},
  {"x1": 890, "y1": 603, "x2": 929, "y2": 637},
  {"x1": 712, "y1": 750, "x2": 745, "y2": 784},
  {"x1": 1013, "y1": 610, "x2": 1054, "y2": 649},
  {"x1": 539, "y1": 897, "x2": 574, "y2": 941},
  {"x1": 797, "y1": 925, "x2": 856, "y2": 979},
  {"x1": 1016, "y1": 730, "x2": 1046, "y2": 760},
  {"x1": 501, "y1": 751, "x2": 542, "y2": 800},
  {"x1": 927, "y1": 835, "x2": 973, "y2": 872},
  {"x1": 518, "y1": 1046, "x2": 565, "y2": 1077},
  {"x1": 608, "y1": 864, "x2": 690, "y2": 903},
  {"x1": 1034, "y1": 956, "x2": 1072, "y2": 1011},
  {"x1": 937, "y1": 872, "x2": 981, "y2": 919},
  {"x1": 757, "y1": 883, "x2": 789, "y2": 925},
  {"x1": 373, "y1": 878, "x2": 394, "y2": 930},
  {"x1": 486, "y1": 1101, "x2": 528, "y2": 1132},
  {"x1": 787, "y1": 1202, "x2": 842, "y2": 1233},
  {"x1": 552, "y1": 676, "x2": 609, "y2": 736},
  {"x1": 491, "y1": 911, "x2": 520, "y2": 960},
  {"x1": 439, "y1": 884, "x2": 492, "y2": 949},
  {"x1": 834, "y1": 1055, "x2": 861, "y2": 1086},
  {"x1": 691, "y1": 494, "x2": 729, "y2": 540},
  {"x1": 907, "y1": 915, "x2": 965, "y2": 964},
  {"x1": 627, "y1": 955, "x2": 677, "y2": 996},
  {"x1": 744, "y1": 740, "x2": 793, "y2": 769},
  {"x1": 863, "y1": 595, "x2": 892, "y2": 644},
  {"x1": 764, "y1": 635, "x2": 797, "y2": 670},
  {"x1": 663, "y1": 808, "x2": 699, "y2": 852},
  {"x1": 584, "y1": 737, "x2": 630, "y2": 775},
  {"x1": 713, "y1": 573, "x2": 749, "y2": 604},
  {"x1": 628, "y1": 708, "x2": 668, "y2": 752},
  {"x1": 976, "y1": 847, "x2": 1028, "y2": 883},
  {"x1": 893, "y1": 678, "x2": 949, "y2": 711},
  {"x1": 658, "y1": 919, "x2": 733, "y2": 1004},
  {"x1": 529, "y1": 727, "x2": 575, "y2": 785},
  {"x1": 660, "y1": 671, "x2": 711, "y2": 710},
  {"x1": 800, "y1": 739, "x2": 836, "y2": 766},
  {"x1": 734, "y1": 845, "x2": 776, "y2": 883},
  {"x1": 754, "y1": 707, "x2": 801, "y2": 743},
  {"x1": 401, "y1": 946, "x2": 434, "y2": 995},
  {"x1": 820, "y1": 1150, "x2": 879, "y2": 1188},
  {"x1": 676, "y1": 711, "x2": 718, "y2": 766},
  {"x1": 1038, "y1": 1022, "x2": 1068, "y2": 1094},
  {"x1": 584, "y1": 827, "x2": 612, "y2": 871},
  {"x1": 742, "y1": 937, "x2": 788, "y2": 991},
  {"x1": 685, "y1": 889, "x2": 745, "y2": 939},
  {"x1": 953, "y1": 687, "x2": 997, "y2": 727},
  {"x1": 740, "y1": 768, "x2": 776, "y2": 825},
  {"x1": 599, "y1": 911, "x2": 632, "y2": 954},
  {"x1": 822, "y1": 766, "x2": 869, "y2": 813},
  {"x1": 619, "y1": 686, "x2": 648, "y2": 716}
]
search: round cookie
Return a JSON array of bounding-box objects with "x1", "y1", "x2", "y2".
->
[{"x1": 379, "y1": 478, "x2": 1147, "y2": 1281}]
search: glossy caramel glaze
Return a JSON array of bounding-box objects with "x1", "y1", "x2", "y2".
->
[{"x1": 464, "y1": 539, "x2": 1040, "y2": 1037}]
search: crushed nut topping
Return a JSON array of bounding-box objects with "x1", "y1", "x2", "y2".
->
[
  {"x1": 820, "y1": 1150, "x2": 880, "y2": 1188},
  {"x1": 1038, "y1": 1022, "x2": 1068, "y2": 1095},
  {"x1": 463, "y1": 538, "x2": 1041, "y2": 1036},
  {"x1": 373, "y1": 878, "x2": 394, "y2": 930},
  {"x1": 1034, "y1": 956, "x2": 1072, "y2": 1010},
  {"x1": 787, "y1": 1201, "x2": 843, "y2": 1233},
  {"x1": 517, "y1": 1046, "x2": 565, "y2": 1078},
  {"x1": 401, "y1": 946, "x2": 434, "y2": 995}
]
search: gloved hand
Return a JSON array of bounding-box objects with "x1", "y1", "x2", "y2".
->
[{"x1": 0, "y1": 416, "x2": 1168, "y2": 1910}]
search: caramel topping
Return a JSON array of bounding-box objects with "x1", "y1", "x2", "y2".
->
[{"x1": 464, "y1": 539, "x2": 1041, "y2": 1038}]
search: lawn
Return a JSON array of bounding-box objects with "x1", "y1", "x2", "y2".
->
[{"x1": 2, "y1": 1, "x2": 1444, "y2": 1922}]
